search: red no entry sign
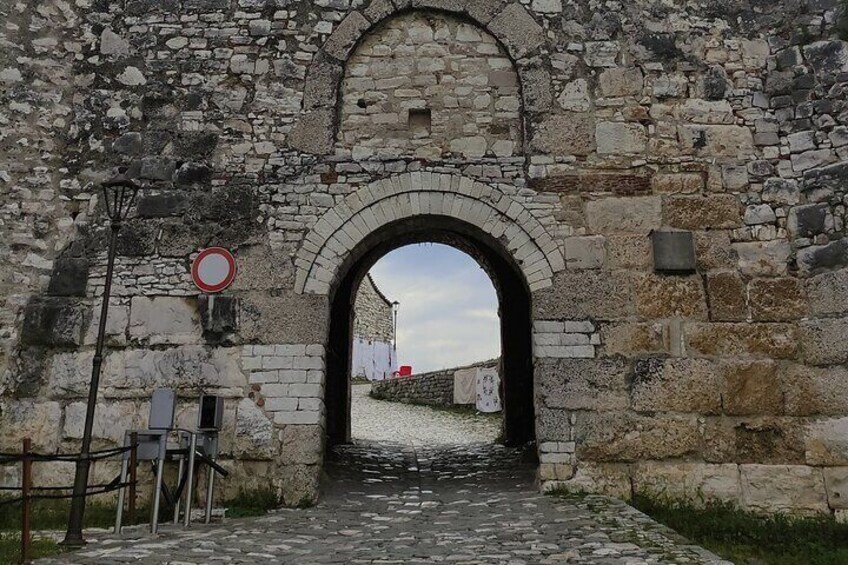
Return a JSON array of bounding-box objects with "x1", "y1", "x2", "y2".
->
[{"x1": 191, "y1": 248, "x2": 236, "y2": 293}]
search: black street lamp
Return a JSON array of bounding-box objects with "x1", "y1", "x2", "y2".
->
[
  {"x1": 391, "y1": 300, "x2": 399, "y2": 351},
  {"x1": 62, "y1": 171, "x2": 140, "y2": 546}
]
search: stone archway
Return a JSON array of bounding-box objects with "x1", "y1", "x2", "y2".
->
[
  {"x1": 293, "y1": 172, "x2": 564, "y2": 450},
  {"x1": 295, "y1": 172, "x2": 564, "y2": 295},
  {"x1": 288, "y1": 1, "x2": 551, "y2": 155}
]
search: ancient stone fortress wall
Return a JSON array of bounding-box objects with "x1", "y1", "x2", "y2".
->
[
  {"x1": 353, "y1": 274, "x2": 394, "y2": 343},
  {"x1": 370, "y1": 359, "x2": 498, "y2": 407},
  {"x1": 1, "y1": 0, "x2": 848, "y2": 515}
]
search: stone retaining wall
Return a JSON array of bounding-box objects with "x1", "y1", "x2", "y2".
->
[{"x1": 370, "y1": 359, "x2": 498, "y2": 407}]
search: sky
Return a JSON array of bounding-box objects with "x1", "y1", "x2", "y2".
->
[{"x1": 367, "y1": 243, "x2": 500, "y2": 374}]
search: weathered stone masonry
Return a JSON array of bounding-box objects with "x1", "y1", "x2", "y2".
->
[{"x1": 2, "y1": 0, "x2": 848, "y2": 516}]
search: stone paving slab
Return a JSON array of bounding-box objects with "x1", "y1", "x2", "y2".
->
[{"x1": 40, "y1": 442, "x2": 730, "y2": 564}]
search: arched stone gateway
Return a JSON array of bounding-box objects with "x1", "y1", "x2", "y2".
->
[
  {"x1": 294, "y1": 172, "x2": 564, "y2": 295},
  {"x1": 2, "y1": 0, "x2": 848, "y2": 517}
]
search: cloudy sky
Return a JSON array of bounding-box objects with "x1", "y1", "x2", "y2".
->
[{"x1": 368, "y1": 243, "x2": 501, "y2": 374}]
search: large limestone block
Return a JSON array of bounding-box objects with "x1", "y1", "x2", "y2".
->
[
  {"x1": 805, "y1": 418, "x2": 848, "y2": 466},
  {"x1": 129, "y1": 296, "x2": 200, "y2": 345},
  {"x1": 530, "y1": 114, "x2": 596, "y2": 156},
  {"x1": 519, "y1": 64, "x2": 552, "y2": 113},
  {"x1": 536, "y1": 358, "x2": 629, "y2": 411},
  {"x1": 806, "y1": 268, "x2": 848, "y2": 317},
  {"x1": 0, "y1": 400, "x2": 62, "y2": 452},
  {"x1": 585, "y1": 196, "x2": 661, "y2": 234},
  {"x1": 663, "y1": 195, "x2": 741, "y2": 230},
  {"x1": 685, "y1": 323, "x2": 799, "y2": 359},
  {"x1": 575, "y1": 412, "x2": 701, "y2": 462},
  {"x1": 678, "y1": 125, "x2": 754, "y2": 158},
  {"x1": 695, "y1": 231, "x2": 738, "y2": 271},
  {"x1": 748, "y1": 278, "x2": 806, "y2": 321},
  {"x1": 598, "y1": 67, "x2": 643, "y2": 98},
  {"x1": 322, "y1": 11, "x2": 370, "y2": 61},
  {"x1": 706, "y1": 272, "x2": 747, "y2": 322},
  {"x1": 632, "y1": 462, "x2": 740, "y2": 503},
  {"x1": 740, "y1": 464, "x2": 828, "y2": 514},
  {"x1": 797, "y1": 238, "x2": 848, "y2": 275},
  {"x1": 487, "y1": 3, "x2": 545, "y2": 59},
  {"x1": 276, "y1": 464, "x2": 320, "y2": 507},
  {"x1": 63, "y1": 401, "x2": 144, "y2": 446},
  {"x1": 564, "y1": 235, "x2": 605, "y2": 269},
  {"x1": 599, "y1": 322, "x2": 666, "y2": 356},
  {"x1": 302, "y1": 53, "x2": 344, "y2": 110},
  {"x1": 605, "y1": 234, "x2": 652, "y2": 270},
  {"x1": 280, "y1": 424, "x2": 323, "y2": 465},
  {"x1": 800, "y1": 318, "x2": 848, "y2": 366},
  {"x1": 121, "y1": 346, "x2": 247, "y2": 396},
  {"x1": 733, "y1": 418, "x2": 805, "y2": 464},
  {"x1": 533, "y1": 270, "x2": 634, "y2": 320},
  {"x1": 230, "y1": 244, "x2": 295, "y2": 291},
  {"x1": 21, "y1": 299, "x2": 87, "y2": 347},
  {"x1": 47, "y1": 350, "x2": 124, "y2": 399},
  {"x1": 543, "y1": 462, "x2": 631, "y2": 499},
  {"x1": 634, "y1": 274, "x2": 707, "y2": 320},
  {"x1": 823, "y1": 467, "x2": 848, "y2": 510},
  {"x1": 214, "y1": 460, "x2": 277, "y2": 502},
  {"x1": 722, "y1": 360, "x2": 782, "y2": 416},
  {"x1": 288, "y1": 108, "x2": 334, "y2": 154},
  {"x1": 83, "y1": 302, "x2": 129, "y2": 346},
  {"x1": 535, "y1": 406, "x2": 573, "y2": 442},
  {"x1": 239, "y1": 292, "x2": 328, "y2": 344},
  {"x1": 782, "y1": 364, "x2": 848, "y2": 416},
  {"x1": 733, "y1": 241, "x2": 791, "y2": 277},
  {"x1": 596, "y1": 122, "x2": 647, "y2": 154},
  {"x1": 631, "y1": 358, "x2": 722, "y2": 414},
  {"x1": 232, "y1": 398, "x2": 274, "y2": 459}
]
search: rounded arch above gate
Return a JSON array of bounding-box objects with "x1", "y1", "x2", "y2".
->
[
  {"x1": 288, "y1": 0, "x2": 550, "y2": 155},
  {"x1": 294, "y1": 172, "x2": 565, "y2": 295}
]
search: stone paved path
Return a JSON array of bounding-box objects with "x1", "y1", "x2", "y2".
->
[
  {"x1": 351, "y1": 384, "x2": 500, "y2": 444},
  {"x1": 40, "y1": 441, "x2": 729, "y2": 564}
]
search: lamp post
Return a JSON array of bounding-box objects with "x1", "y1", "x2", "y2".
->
[
  {"x1": 391, "y1": 301, "x2": 399, "y2": 350},
  {"x1": 62, "y1": 171, "x2": 139, "y2": 546}
]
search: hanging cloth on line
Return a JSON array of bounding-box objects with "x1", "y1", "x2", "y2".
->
[
  {"x1": 476, "y1": 367, "x2": 501, "y2": 413},
  {"x1": 453, "y1": 368, "x2": 477, "y2": 405}
]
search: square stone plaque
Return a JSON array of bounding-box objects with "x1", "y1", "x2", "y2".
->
[{"x1": 651, "y1": 230, "x2": 696, "y2": 273}]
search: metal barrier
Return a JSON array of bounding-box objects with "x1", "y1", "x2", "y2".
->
[{"x1": 0, "y1": 438, "x2": 137, "y2": 563}]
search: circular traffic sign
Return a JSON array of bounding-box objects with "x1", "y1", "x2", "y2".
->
[{"x1": 191, "y1": 248, "x2": 237, "y2": 293}]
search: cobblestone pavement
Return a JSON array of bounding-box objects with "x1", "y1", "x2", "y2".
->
[
  {"x1": 351, "y1": 384, "x2": 501, "y2": 444},
  {"x1": 40, "y1": 441, "x2": 729, "y2": 564}
]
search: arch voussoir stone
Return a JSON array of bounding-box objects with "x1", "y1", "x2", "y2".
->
[{"x1": 295, "y1": 173, "x2": 564, "y2": 295}]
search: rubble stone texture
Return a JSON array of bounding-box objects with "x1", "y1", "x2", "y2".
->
[
  {"x1": 353, "y1": 274, "x2": 394, "y2": 343},
  {"x1": 1, "y1": 0, "x2": 848, "y2": 516}
]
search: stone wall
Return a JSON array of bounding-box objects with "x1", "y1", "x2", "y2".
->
[
  {"x1": 0, "y1": 0, "x2": 847, "y2": 516},
  {"x1": 370, "y1": 359, "x2": 498, "y2": 407},
  {"x1": 353, "y1": 274, "x2": 393, "y2": 343},
  {"x1": 340, "y1": 11, "x2": 522, "y2": 160}
]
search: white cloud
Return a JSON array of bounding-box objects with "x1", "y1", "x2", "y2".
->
[{"x1": 368, "y1": 243, "x2": 500, "y2": 373}]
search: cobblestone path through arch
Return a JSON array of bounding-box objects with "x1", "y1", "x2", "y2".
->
[{"x1": 40, "y1": 390, "x2": 729, "y2": 564}]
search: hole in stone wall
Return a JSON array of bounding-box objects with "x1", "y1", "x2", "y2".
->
[{"x1": 408, "y1": 108, "x2": 432, "y2": 135}]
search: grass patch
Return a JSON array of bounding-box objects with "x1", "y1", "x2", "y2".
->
[
  {"x1": 0, "y1": 532, "x2": 68, "y2": 563},
  {"x1": 633, "y1": 494, "x2": 848, "y2": 565},
  {"x1": 223, "y1": 488, "x2": 281, "y2": 518},
  {"x1": 0, "y1": 499, "x2": 135, "y2": 532}
]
